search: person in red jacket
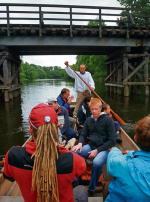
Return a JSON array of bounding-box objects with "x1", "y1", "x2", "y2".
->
[{"x1": 3, "y1": 103, "x2": 86, "y2": 202}]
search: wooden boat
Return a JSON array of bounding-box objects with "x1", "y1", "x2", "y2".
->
[
  {"x1": 0, "y1": 124, "x2": 139, "y2": 202},
  {"x1": 0, "y1": 67, "x2": 139, "y2": 201}
]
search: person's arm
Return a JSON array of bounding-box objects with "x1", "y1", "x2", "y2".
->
[
  {"x1": 72, "y1": 119, "x2": 89, "y2": 152},
  {"x1": 65, "y1": 65, "x2": 76, "y2": 79},
  {"x1": 77, "y1": 105, "x2": 86, "y2": 125},
  {"x1": 107, "y1": 147, "x2": 126, "y2": 177},
  {"x1": 88, "y1": 72, "x2": 95, "y2": 90},
  {"x1": 61, "y1": 102, "x2": 70, "y2": 111},
  {"x1": 78, "y1": 119, "x2": 89, "y2": 145},
  {"x1": 57, "y1": 96, "x2": 64, "y2": 107},
  {"x1": 97, "y1": 117, "x2": 116, "y2": 152},
  {"x1": 57, "y1": 96, "x2": 70, "y2": 111},
  {"x1": 3, "y1": 152, "x2": 15, "y2": 182},
  {"x1": 59, "y1": 106, "x2": 70, "y2": 130},
  {"x1": 73, "y1": 153, "x2": 86, "y2": 177}
]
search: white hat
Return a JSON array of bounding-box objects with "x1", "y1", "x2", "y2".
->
[{"x1": 47, "y1": 98, "x2": 57, "y2": 104}]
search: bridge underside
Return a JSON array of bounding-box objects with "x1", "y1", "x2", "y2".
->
[
  {"x1": 0, "y1": 35, "x2": 150, "y2": 101},
  {"x1": 0, "y1": 36, "x2": 150, "y2": 55}
]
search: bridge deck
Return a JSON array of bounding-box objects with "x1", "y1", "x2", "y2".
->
[{"x1": 0, "y1": 25, "x2": 150, "y2": 39}]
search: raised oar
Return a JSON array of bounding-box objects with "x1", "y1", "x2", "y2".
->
[{"x1": 67, "y1": 65, "x2": 126, "y2": 125}]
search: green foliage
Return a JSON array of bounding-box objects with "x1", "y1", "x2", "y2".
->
[
  {"x1": 75, "y1": 55, "x2": 107, "y2": 78},
  {"x1": 117, "y1": 0, "x2": 150, "y2": 27},
  {"x1": 88, "y1": 20, "x2": 105, "y2": 27},
  {"x1": 20, "y1": 62, "x2": 68, "y2": 83}
]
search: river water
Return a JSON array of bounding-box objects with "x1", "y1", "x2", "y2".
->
[{"x1": 0, "y1": 79, "x2": 150, "y2": 155}]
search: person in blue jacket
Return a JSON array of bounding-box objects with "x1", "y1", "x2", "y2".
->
[
  {"x1": 105, "y1": 115, "x2": 150, "y2": 202},
  {"x1": 48, "y1": 98, "x2": 76, "y2": 140},
  {"x1": 57, "y1": 88, "x2": 73, "y2": 115}
]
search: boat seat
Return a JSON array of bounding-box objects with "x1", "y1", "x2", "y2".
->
[
  {"x1": 88, "y1": 197, "x2": 103, "y2": 202},
  {"x1": 0, "y1": 196, "x2": 23, "y2": 202}
]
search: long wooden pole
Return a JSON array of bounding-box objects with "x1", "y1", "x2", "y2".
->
[{"x1": 68, "y1": 66, "x2": 126, "y2": 125}]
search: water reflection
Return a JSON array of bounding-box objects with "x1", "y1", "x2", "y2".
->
[
  {"x1": 0, "y1": 79, "x2": 76, "y2": 155},
  {"x1": 21, "y1": 79, "x2": 76, "y2": 136},
  {"x1": 0, "y1": 98, "x2": 24, "y2": 154},
  {"x1": 103, "y1": 94, "x2": 150, "y2": 138}
]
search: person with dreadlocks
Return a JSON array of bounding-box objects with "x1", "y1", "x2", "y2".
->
[{"x1": 3, "y1": 103, "x2": 86, "y2": 202}]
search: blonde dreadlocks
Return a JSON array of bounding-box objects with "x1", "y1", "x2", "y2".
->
[{"x1": 32, "y1": 123, "x2": 59, "y2": 202}]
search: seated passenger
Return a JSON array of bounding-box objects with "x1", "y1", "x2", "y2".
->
[
  {"x1": 77, "y1": 95, "x2": 91, "y2": 126},
  {"x1": 3, "y1": 103, "x2": 86, "y2": 202},
  {"x1": 48, "y1": 98, "x2": 76, "y2": 140},
  {"x1": 105, "y1": 115, "x2": 150, "y2": 202},
  {"x1": 72, "y1": 98, "x2": 116, "y2": 195},
  {"x1": 57, "y1": 88, "x2": 73, "y2": 115},
  {"x1": 102, "y1": 103, "x2": 121, "y2": 143}
]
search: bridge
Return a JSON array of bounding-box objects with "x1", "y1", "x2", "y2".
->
[{"x1": 0, "y1": 3, "x2": 150, "y2": 101}]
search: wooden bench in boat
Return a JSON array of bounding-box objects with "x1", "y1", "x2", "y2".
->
[
  {"x1": 0, "y1": 196, "x2": 23, "y2": 202},
  {"x1": 89, "y1": 197, "x2": 103, "y2": 202},
  {"x1": 0, "y1": 196, "x2": 103, "y2": 202}
]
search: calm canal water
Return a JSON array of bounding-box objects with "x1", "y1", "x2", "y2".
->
[{"x1": 0, "y1": 79, "x2": 150, "y2": 155}]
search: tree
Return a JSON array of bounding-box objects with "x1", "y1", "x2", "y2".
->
[
  {"x1": 20, "y1": 62, "x2": 67, "y2": 83},
  {"x1": 117, "y1": 0, "x2": 150, "y2": 27},
  {"x1": 88, "y1": 19, "x2": 105, "y2": 27}
]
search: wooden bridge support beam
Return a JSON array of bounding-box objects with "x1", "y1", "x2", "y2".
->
[
  {"x1": 0, "y1": 50, "x2": 21, "y2": 102},
  {"x1": 105, "y1": 54, "x2": 123, "y2": 96},
  {"x1": 105, "y1": 48, "x2": 150, "y2": 97},
  {"x1": 144, "y1": 51, "x2": 149, "y2": 96},
  {"x1": 123, "y1": 54, "x2": 129, "y2": 97},
  {"x1": 117, "y1": 68, "x2": 122, "y2": 95},
  {"x1": 3, "y1": 59, "x2": 10, "y2": 102}
]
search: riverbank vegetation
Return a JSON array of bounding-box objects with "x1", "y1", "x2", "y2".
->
[
  {"x1": 20, "y1": 62, "x2": 68, "y2": 83},
  {"x1": 20, "y1": 55, "x2": 107, "y2": 86}
]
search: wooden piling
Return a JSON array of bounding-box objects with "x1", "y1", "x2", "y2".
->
[{"x1": 0, "y1": 51, "x2": 21, "y2": 102}]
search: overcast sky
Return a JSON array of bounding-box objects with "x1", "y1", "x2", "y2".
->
[{"x1": 1, "y1": 0, "x2": 121, "y2": 67}]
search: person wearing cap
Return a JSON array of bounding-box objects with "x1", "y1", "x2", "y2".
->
[
  {"x1": 48, "y1": 98, "x2": 76, "y2": 140},
  {"x1": 64, "y1": 61, "x2": 95, "y2": 117},
  {"x1": 3, "y1": 103, "x2": 86, "y2": 202}
]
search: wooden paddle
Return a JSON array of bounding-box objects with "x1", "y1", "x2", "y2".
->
[{"x1": 65, "y1": 63, "x2": 126, "y2": 125}]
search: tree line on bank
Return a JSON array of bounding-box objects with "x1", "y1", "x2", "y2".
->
[
  {"x1": 20, "y1": 63, "x2": 68, "y2": 82},
  {"x1": 20, "y1": 55, "x2": 107, "y2": 84}
]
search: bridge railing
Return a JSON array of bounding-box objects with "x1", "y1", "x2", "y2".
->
[{"x1": 0, "y1": 3, "x2": 149, "y2": 37}]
